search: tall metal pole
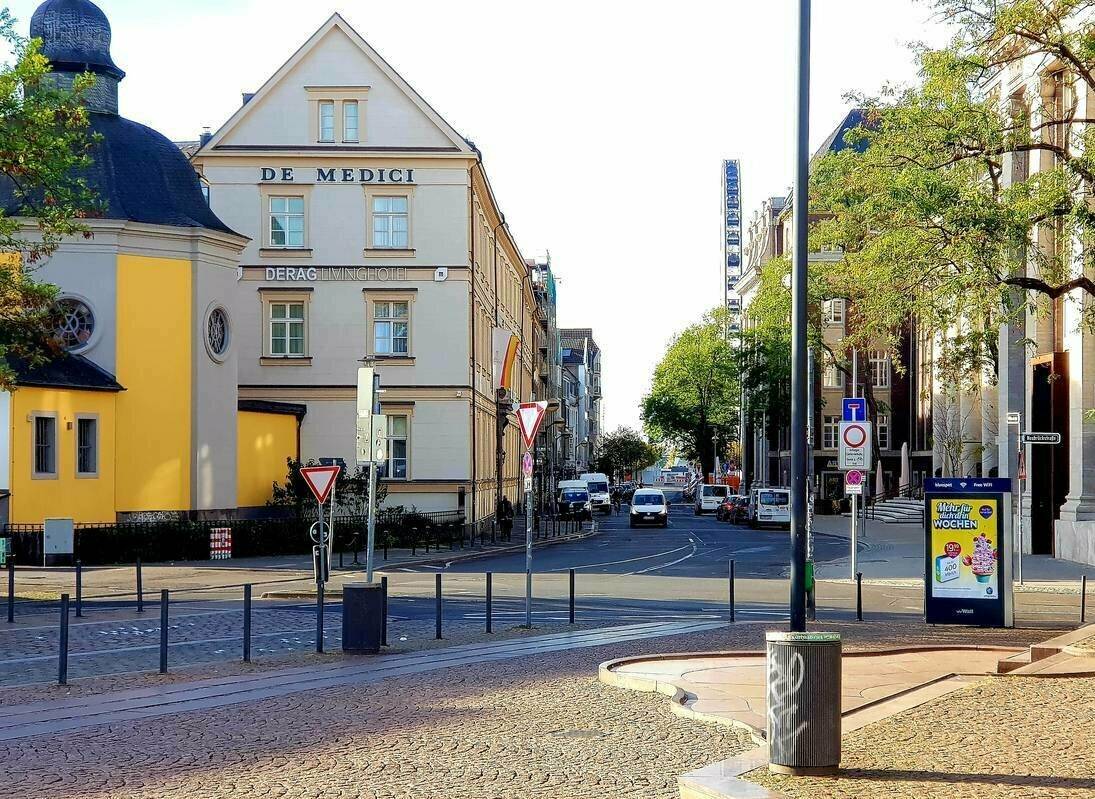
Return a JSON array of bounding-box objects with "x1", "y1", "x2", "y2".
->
[
  {"x1": 525, "y1": 479, "x2": 533, "y2": 628},
  {"x1": 789, "y1": 0, "x2": 812, "y2": 633},
  {"x1": 366, "y1": 459, "x2": 377, "y2": 583}
]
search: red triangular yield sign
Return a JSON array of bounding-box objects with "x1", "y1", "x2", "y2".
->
[
  {"x1": 517, "y1": 402, "x2": 548, "y2": 450},
  {"x1": 301, "y1": 465, "x2": 341, "y2": 504}
]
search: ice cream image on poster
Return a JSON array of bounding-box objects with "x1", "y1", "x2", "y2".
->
[{"x1": 966, "y1": 530, "x2": 997, "y2": 584}]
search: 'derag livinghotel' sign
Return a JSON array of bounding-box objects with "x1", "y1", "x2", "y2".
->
[
  {"x1": 260, "y1": 168, "x2": 415, "y2": 184},
  {"x1": 262, "y1": 266, "x2": 408, "y2": 282}
]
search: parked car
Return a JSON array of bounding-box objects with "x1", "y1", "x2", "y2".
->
[
  {"x1": 694, "y1": 484, "x2": 730, "y2": 515},
  {"x1": 630, "y1": 489, "x2": 669, "y2": 528},
  {"x1": 556, "y1": 480, "x2": 592, "y2": 520},
  {"x1": 716, "y1": 495, "x2": 749, "y2": 523},
  {"x1": 748, "y1": 487, "x2": 791, "y2": 529}
]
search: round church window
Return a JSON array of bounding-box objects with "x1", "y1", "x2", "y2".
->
[
  {"x1": 206, "y1": 306, "x2": 230, "y2": 362},
  {"x1": 56, "y1": 298, "x2": 95, "y2": 352}
]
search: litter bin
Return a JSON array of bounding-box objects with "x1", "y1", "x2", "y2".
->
[
  {"x1": 342, "y1": 582, "x2": 384, "y2": 654},
  {"x1": 766, "y1": 631, "x2": 841, "y2": 775}
]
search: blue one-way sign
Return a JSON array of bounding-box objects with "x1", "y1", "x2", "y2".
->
[{"x1": 843, "y1": 397, "x2": 867, "y2": 422}]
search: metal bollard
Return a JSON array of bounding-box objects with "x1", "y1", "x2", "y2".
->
[
  {"x1": 243, "y1": 584, "x2": 252, "y2": 663},
  {"x1": 159, "y1": 590, "x2": 169, "y2": 673},
  {"x1": 7, "y1": 555, "x2": 14, "y2": 623},
  {"x1": 136, "y1": 558, "x2": 144, "y2": 613},
  {"x1": 569, "y1": 568, "x2": 575, "y2": 624},
  {"x1": 856, "y1": 572, "x2": 863, "y2": 622},
  {"x1": 339, "y1": 550, "x2": 344, "y2": 569},
  {"x1": 380, "y1": 575, "x2": 388, "y2": 647},
  {"x1": 486, "y1": 572, "x2": 493, "y2": 633},
  {"x1": 58, "y1": 593, "x2": 70, "y2": 685},
  {"x1": 435, "y1": 573, "x2": 443, "y2": 640},
  {"x1": 316, "y1": 582, "x2": 325, "y2": 654},
  {"x1": 729, "y1": 560, "x2": 736, "y2": 622},
  {"x1": 75, "y1": 561, "x2": 83, "y2": 618},
  {"x1": 1082, "y1": 575, "x2": 1088, "y2": 624},
  {"x1": 384, "y1": 537, "x2": 389, "y2": 561}
]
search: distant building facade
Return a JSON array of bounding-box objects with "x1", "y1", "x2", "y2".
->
[{"x1": 559, "y1": 329, "x2": 602, "y2": 476}]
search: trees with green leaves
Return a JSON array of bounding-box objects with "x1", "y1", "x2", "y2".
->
[
  {"x1": 641, "y1": 307, "x2": 738, "y2": 477},
  {"x1": 594, "y1": 426, "x2": 659, "y2": 482},
  {"x1": 0, "y1": 8, "x2": 99, "y2": 389},
  {"x1": 269, "y1": 459, "x2": 388, "y2": 519}
]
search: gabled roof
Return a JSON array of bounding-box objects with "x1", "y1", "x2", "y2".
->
[
  {"x1": 813, "y1": 108, "x2": 870, "y2": 161},
  {"x1": 200, "y1": 13, "x2": 473, "y2": 155},
  {"x1": 10, "y1": 353, "x2": 124, "y2": 392}
]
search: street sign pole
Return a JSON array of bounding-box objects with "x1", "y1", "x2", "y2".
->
[
  {"x1": 366, "y1": 458, "x2": 377, "y2": 583},
  {"x1": 1007, "y1": 412, "x2": 1023, "y2": 586},
  {"x1": 525, "y1": 458, "x2": 533, "y2": 629},
  {"x1": 517, "y1": 402, "x2": 548, "y2": 630}
]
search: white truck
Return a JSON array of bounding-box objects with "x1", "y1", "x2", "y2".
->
[{"x1": 579, "y1": 472, "x2": 613, "y2": 515}]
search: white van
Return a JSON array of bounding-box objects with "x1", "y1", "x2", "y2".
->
[
  {"x1": 694, "y1": 484, "x2": 730, "y2": 515},
  {"x1": 748, "y1": 487, "x2": 791, "y2": 529},
  {"x1": 579, "y1": 472, "x2": 612, "y2": 515}
]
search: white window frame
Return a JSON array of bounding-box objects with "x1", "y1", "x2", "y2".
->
[
  {"x1": 268, "y1": 196, "x2": 306, "y2": 248},
  {"x1": 822, "y1": 362, "x2": 844, "y2": 389},
  {"x1": 267, "y1": 300, "x2": 308, "y2": 357},
  {"x1": 877, "y1": 414, "x2": 890, "y2": 451},
  {"x1": 318, "y1": 100, "x2": 336, "y2": 142},
  {"x1": 343, "y1": 100, "x2": 359, "y2": 142},
  {"x1": 32, "y1": 412, "x2": 58, "y2": 479},
  {"x1": 823, "y1": 298, "x2": 845, "y2": 325},
  {"x1": 76, "y1": 414, "x2": 99, "y2": 478},
  {"x1": 373, "y1": 300, "x2": 410, "y2": 356},
  {"x1": 386, "y1": 413, "x2": 409, "y2": 480},
  {"x1": 870, "y1": 350, "x2": 890, "y2": 388},
  {"x1": 371, "y1": 196, "x2": 409, "y2": 249},
  {"x1": 822, "y1": 415, "x2": 840, "y2": 450}
]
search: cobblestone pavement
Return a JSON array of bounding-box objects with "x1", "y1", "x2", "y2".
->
[
  {"x1": 0, "y1": 622, "x2": 1064, "y2": 799},
  {"x1": 748, "y1": 675, "x2": 1095, "y2": 798}
]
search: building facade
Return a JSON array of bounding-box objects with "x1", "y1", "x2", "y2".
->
[
  {"x1": 559, "y1": 329, "x2": 602, "y2": 476},
  {"x1": 192, "y1": 14, "x2": 538, "y2": 522}
]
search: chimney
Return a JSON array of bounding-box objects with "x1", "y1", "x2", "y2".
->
[{"x1": 199, "y1": 127, "x2": 212, "y2": 147}]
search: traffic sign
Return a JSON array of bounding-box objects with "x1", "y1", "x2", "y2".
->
[
  {"x1": 517, "y1": 401, "x2": 548, "y2": 450},
  {"x1": 522, "y1": 452, "x2": 534, "y2": 477},
  {"x1": 1018, "y1": 450, "x2": 1026, "y2": 481},
  {"x1": 524, "y1": 476, "x2": 533, "y2": 492},
  {"x1": 1007, "y1": 412, "x2": 1021, "y2": 425},
  {"x1": 842, "y1": 398, "x2": 867, "y2": 422},
  {"x1": 1021, "y1": 432, "x2": 1061, "y2": 445},
  {"x1": 838, "y1": 421, "x2": 872, "y2": 470},
  {"x1": 845, "y1": 469, "x2": 864, "y2": 495},
  {"x1": 301, "y1": 465, "x2": 340, "y2": 504}
]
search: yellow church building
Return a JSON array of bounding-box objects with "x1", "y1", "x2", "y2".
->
[{"x1": 0, "y1": 0, "x2": 299, "y2": 525}]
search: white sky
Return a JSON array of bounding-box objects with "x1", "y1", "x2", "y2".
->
[{"x1": 8, "y1": 0, "x2": 953, "y2": 432}]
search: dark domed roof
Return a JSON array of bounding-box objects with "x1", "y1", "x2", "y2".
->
[{"x1": 30, "y1": 0, "x2": 124, "y2": 80}]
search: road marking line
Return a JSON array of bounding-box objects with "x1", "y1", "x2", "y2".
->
[
  {"x1": 548, "y1": 544, "x2": 692, "y2": 572},
  {"x1": 629, "y1": 542, "x2": 699, "y2": 575}
]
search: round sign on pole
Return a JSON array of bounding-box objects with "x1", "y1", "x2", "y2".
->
[
  {"x1": 842, "y1": 424, "x2": 867, "y2": 449},
  {"x1": 846, "y1": 470, "x2": 863, "y2": 486},
  {"x1": 522, "y1": 452, "x2": 534, "y2": 477}
]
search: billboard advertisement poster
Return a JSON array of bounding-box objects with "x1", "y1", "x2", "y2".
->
[
  {"x1": 929, "y1": 498, "x2": 1000, "y2": 600},
  {"x1": 924, "y1": 490, "x2": 1008, "y2": 627}
]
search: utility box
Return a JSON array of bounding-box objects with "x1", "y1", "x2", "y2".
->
[
  {"x1": 342, "y1": 582, "x2": 383, "y2": 654},
  {"x1": 43, "y1": 518, "x2": 75, "y2": 567}
]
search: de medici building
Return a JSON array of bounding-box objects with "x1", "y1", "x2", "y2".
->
[{"x1": 193, "y1": 14, "x2": 538, "y2": 521}]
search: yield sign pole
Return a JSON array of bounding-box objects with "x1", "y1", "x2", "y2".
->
[
  {"x1": 300, "y1": 465, "x2": 340, "y2": 583},
  {"x1": 517, "y1": 402, "x2": 548, "y2": 628}
]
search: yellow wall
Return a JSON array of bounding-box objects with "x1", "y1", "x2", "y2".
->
[
  {"x1": 237, "y1": 411, "x2": 298, "y2": 507},
  {"x1": 115, "y1": 254, "x2": 192, "y2": 512},
  {"x1": 10, "y1": 388, "x2": 117, "y2": 524}
]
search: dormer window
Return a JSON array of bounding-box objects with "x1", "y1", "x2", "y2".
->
[{"x1": 318, "y1": 101, "x2": 336, "y2": 142}]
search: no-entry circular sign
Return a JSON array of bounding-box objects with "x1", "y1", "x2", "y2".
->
[{"x1": 842, "y1": 423, "x2": 867, "y2": 449}]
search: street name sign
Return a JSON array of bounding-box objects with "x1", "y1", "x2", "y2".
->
[
  {"x1": 301, "y1": 465, "x2": 341, "y2": 504},
  {"x1": 838, "y1": 421, "x2": 872, "y2": 470},
  {"x1": 517, "y1": 402, "x2": 548, "y2": 450},
  {"x1": 1021, "y1": 432, "x2": 1061, "y2": 445},
  {"x1": 1007, "y1": 412, "x2": 1021, "y2": 425},
  {"x1": 842, "y1": 397, "x2": 867, "y2": 422}
]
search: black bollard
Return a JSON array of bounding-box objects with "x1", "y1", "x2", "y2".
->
[
  {"x1": 729, "y1": 559, "x2": 736, "y2": 622},
  {"x1": 136, "y1": 558, "x2": 144, "y2": 613},
  {"x1": 435, "y1": 573, "x2": 443, "y2": 640},
  {"x1": 1082, "y1": 575, "x2": 1088, "y2": 624},
  {"x1": 75, "y1": 561, "x2": 83, "y2": 618},
  {"x1": 856, "y1": 572, "x2": 863, "y2": 622},
  {"x1": 486, "y1": 572, "x2": 493, "y2": 633},
  {"x1": 381, "y1": 575, "x2": 388, "y2": 647},
  {"x1": 58, "y1": 593, "x2": 70, "y2": 685},
  {"x1": 159, "y1": 589, "x2": 169, "y2": 673},
  {"x1": 316, "y1": 581, "x2": 325, "y2": 654},
  {"x1": 243, "y1": 584, "x2": 252, "y2": 663},
  {"x1": 7, "y1": 555, "x2": 14, "y2": 623},
  {"x1": 569, "y1": 568, "x2": 576, "y2": 624}
]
